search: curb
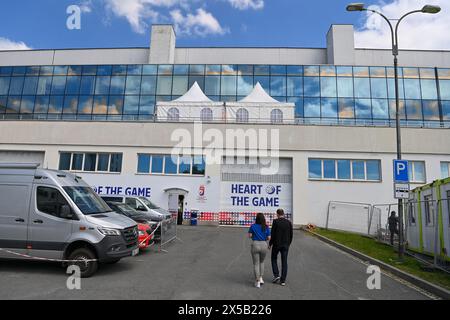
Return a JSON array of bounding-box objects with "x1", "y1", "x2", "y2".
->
[{"x1": 307, "y1": 230, "x2": 450, "y2": 300}]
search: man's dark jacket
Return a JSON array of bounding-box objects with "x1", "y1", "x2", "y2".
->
[{"x1": 269, "y1": 218, "x2": 293, "y2": 248}]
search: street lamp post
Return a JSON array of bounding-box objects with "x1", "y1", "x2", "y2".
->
[{"x1": 346, "y1": 3, "x2": 441, "y2": 258}]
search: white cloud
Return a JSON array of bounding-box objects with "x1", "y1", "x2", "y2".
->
[
  {"x1": 354, "y1": 0, "x2": 450, "y2": 50},
  {"x1": 103, "y1": 0, "x2": 186, "y2": 34},
  {"x1": 228, "y1": 0, "x2": 264, "y2": 10},
  {"x1": 103, "y1": 0, "x2": 228, "y2": 37},
  {"x1": 171, "y1": 8, "x2": 228, "y2": 36},
  {"x1": 0, "y1": 37, "x2": 31, "y2": 51},
  {"x1": 79, "y1": 0, "x2": 93, "y2": 13}
]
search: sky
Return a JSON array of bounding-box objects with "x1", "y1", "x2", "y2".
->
[{"x1": 0, "y1": 0, "x2": 449, "y2": 51}]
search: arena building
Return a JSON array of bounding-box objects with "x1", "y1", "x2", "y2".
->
[{"x1": 1, "y1": 24, "x2": 450, "y2": 228}]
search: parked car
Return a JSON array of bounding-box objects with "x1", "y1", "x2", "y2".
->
[
  {"x1": 101, "y1": 195, "x2": 171, "y2": 222},
  {"x1": 0, "y1": 164, "x2": 139, "y2": 278},
  {"x1": 107, "y1": 202, "x2": 160, "y2": 244}
]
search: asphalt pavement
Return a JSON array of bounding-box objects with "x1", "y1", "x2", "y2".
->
[{"x1": 0, "y1": 226, "x2": 432, "y2": 300}]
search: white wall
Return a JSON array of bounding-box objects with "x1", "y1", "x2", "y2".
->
[{"x1": 292, "y1": 151, "x2": 450, "y2": 227}]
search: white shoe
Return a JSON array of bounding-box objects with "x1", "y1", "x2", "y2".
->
[
  {"x1": 255, "y1": 281, "x2": 261, "y2": 288},
  {"x1": 259, "y1": 277, "x2": 264, "y2": 285}
]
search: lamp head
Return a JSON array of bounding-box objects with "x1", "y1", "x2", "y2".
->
[
  {"x1": 421, "y1": 5, "x2": 441, "y2": 14},
  {"x1": 346, "y1": 3, "x2": 365, "y2": 12}
]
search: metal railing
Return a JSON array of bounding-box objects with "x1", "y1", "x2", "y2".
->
[{"x1": 1, "y1": 113, "x2": 449, "y2": 129}]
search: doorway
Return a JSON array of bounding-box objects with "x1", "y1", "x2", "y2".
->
[{"x1": 177, "y1": 195, "x2": 185, "y2": 225}]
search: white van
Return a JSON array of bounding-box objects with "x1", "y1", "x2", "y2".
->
[{"x1": 0, "y1": 164, "x2": 139, "y2": 277}]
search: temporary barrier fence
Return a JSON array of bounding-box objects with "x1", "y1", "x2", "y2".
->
[
  {"x1": 159, "y1": 216, "x2": 179, "y2": 252},
  {"x1": 371, "y1": 199, "x2": 450, "y2": 271},
  {"x1": 326, "y1": 201, "x2": 372, "y2": 235}
]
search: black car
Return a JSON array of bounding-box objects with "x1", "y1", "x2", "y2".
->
[{"x1": 107, "y1": 202, "x2": 160, "y2": 240}]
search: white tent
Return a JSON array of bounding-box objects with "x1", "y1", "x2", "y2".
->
[
  {"x1": 226, "y1": 83, "x2": 295, "y2": 124},
  {"x1": 156, "y1": 82, "x2": 224, "y2": 122}
]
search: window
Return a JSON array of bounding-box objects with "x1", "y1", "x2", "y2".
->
[
  {"x1": 308, "y1": 159, "x2": 322, "y2": 179},
  {"x1": 201, "y1": 108, "x2": 213, "y2": 122},
  {"x1": 179, "y1": 156, "x2": 192, "y2": 174},
  {"x1": 408, "y1": 202, "x2": 417, "y2": 226},
  {"x1": 36, "y1": 187, "x2": 71, "y2": 219},
  {"x1": 408, "y1": 161, "x2": 426, "y2": 183},
  {"x1": 271, "y1": 109, "x2": 283, "y2": 124},
  {"x1": 236, "y1": 108, "x2": 249, "y2": 123},
  {"x1": 192, "y1": 156, "x2": 206, "y2": 175},
  {"x1": 59, "y1": 153, "x2": 71, "y2": 170},
  {"x1": 352, "y1": 161, "x2": 365, "y2": 180},
  {"x1": 441, "y1": 162, "x2": 450, "y2": 179},
  {"x1": 168, "y1": 107, "x2": 180, "y2": 122},
  {"x1": 110, "y1": 154, "x2": 123, "y2": 173},
  {"x1": 97, "y1": 154, "x2": 110, "y2": 172},
  {"x1": 447, "y1": 191, "x2": 450, "y2": 227},
  {"x1": 322, "y1": 160, "x2": 336, "y2": 179},
  {"x1": 424, "y1": 195, "x2": 434, "y2": 226},
  {"x1": 137, "y1": 154, "x2": 151, "y2": 173},
  {"x1": 71, "y1": 153, "x2": 83, "y2": 171},
  {"x1": 337, "y1": 160, "x2": 351, "y2": 180},
  {"x1": 366, "y1": 160, "x2": 381, "y2": 181},
  {"x1": 164, "y1": 155, "x2": 178, "y2": 174},
  {"x1": 84, "y1": 153, "x2": 97, "y2": 172},
  {"x1": 151, "y1": 155, "x2": 164, "y2": 174},
  {"x1": 64, "y1": 186, "x2": 111, "y2": 215},
  {"x1": 309, "y1": 159, "x2": 381, "y2": 182},
  {"x1": 138, "y1": 154, "x2": 206, "y2": 176},
  {"x1": 59, "y1": 152, "x2": 122, "y2": 173}
]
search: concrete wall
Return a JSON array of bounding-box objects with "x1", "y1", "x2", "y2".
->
[
  {"x1": 354, "y1": 48, "x2": 450, "y2": 68},
  {"x1": 174, "y1": 47, "x2": 327, "y2": 65},
  {"x1": 0, "y1": 48, "x2": 150, "y2": 66},
  {"x1": 1, "y1": 121, "x2": 449, "y2": 155}
]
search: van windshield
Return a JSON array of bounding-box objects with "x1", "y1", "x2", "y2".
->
[
  {"x1": 139, "y1": 197, "x2": 160, "y2": 209},
  {"x1": 63, "y1": 186, "x2": 112, "y2": 215}
]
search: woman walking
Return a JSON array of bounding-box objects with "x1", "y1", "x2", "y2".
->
[{"x1": 248, "y1": 213, "x2": 271, "y2": 288}]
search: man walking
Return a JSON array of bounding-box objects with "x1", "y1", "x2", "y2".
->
[
  {"x1": 269, "y1": 209, "x2": 293, "y2": 286},
  {"x1": 388, "y1": 211, "x2": 399, "y2": 245}
]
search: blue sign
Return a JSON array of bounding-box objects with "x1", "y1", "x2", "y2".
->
[{"x1": 393, "y1": 160, "x2": 409, "y2": 183}]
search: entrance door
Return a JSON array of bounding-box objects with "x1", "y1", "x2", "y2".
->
[{"x1": 168, "y1": 193, "x2": 179, "y2": 216}]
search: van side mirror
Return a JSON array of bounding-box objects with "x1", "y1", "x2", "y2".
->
[
  {"x1": 137, "y1": 205, "x2": 147, "y2": 212},
  {"x1": 60, "y1": 205, "x2": 74, "y2": 219}
]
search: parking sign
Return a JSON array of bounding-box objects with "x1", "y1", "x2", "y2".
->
[{"x1": 393, "y1": 160, "x2": 409, "y2": 183}]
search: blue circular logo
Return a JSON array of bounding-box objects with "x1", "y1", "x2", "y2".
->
[{"x1": 266, "y1": 185, "x2": 276, "y2": 195}]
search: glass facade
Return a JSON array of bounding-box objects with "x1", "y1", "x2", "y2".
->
[{"x1": 0, "y1": 64, "x2": 449, "y2": 127}]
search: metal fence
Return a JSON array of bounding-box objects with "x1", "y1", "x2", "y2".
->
[
  {"x1": 370, "y1": 199, "x2": 450, "y2": 271},
  {"x1": 159, "y1": 216, "x2": 178, "y2": 250}
]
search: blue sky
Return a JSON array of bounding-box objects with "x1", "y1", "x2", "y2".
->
[{"x1": 0, "y1": 0, "x2": 449, "y2": 50}]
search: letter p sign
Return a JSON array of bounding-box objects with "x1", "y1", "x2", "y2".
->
[{"x1": 394, "y1": 160, "x2": 409, "y2": 183}]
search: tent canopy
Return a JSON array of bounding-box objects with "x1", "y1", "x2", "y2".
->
[
  {"x1": 174, "y1": 81, "x2": 212, "y2": 103},
  {"x1": 240, "y1": 82, "x2": 280, "y2": 103}
]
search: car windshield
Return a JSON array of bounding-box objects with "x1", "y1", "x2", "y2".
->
[
  {"x1": 63, "y1": 186, "x2": 112, "y2": 215},
  {"x1": 139, "y1": 197, "x2": 160, "y2": 209},
  {"x1": 116, "y1": 204, "x2": 142, "y2": 218}
]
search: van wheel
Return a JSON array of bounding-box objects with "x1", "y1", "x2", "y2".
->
[{"x1": 67, "y1": 248, "x2": 98, "y2": 278}]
